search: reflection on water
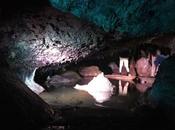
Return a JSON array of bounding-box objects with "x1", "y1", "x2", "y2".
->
[
  {"x1": 40, "y1": 75, "x2": 152, "y2": 109},
  {"x1": 118, "y1": 80, "x2": 129, "y2": 96}
]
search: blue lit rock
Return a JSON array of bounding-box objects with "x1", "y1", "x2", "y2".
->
[{"x1": 49, "y1": 0, "x2": 175, "y2": 37}]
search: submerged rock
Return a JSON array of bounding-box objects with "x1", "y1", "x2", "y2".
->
[{"x1": 46, "y1": 71, "x2": 81, "y2": 88}]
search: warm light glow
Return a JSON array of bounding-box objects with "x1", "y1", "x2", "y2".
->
[
  {"x1": 74, "y1": 73, "x2": 115, "y2": 103},
  {"x1": 25, "y1": 68, "x2": 45, "y2": 94}
]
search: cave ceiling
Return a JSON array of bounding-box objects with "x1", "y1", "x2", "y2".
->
[{"x1": 49, "y1": 0, "x2": 175, "y2": 37}]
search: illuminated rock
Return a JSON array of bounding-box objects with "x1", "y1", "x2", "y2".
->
[
  {"x1": 0, "y1": 6, "x2": 105, "y2": 85},
  {"x1": 74, "y1": 72, "x2": 115, "y2": 103},
  {"x1": 0, "y1": 7, "x2": 105, "y2": 72},
  {"x1": 46, "y1": 71, "x2": 81, "y2": 88},
  {"x1": 25, "y1": 68, "x2": 45, "y2": 94}
]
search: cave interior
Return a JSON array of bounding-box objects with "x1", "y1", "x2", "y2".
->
[{"x1": 0, "y1": 0, "x2": 175, "y2": 130}]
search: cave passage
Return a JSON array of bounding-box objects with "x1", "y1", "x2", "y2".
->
[{"x1": 32, "y1": 43, "x2": 166, "y2": 108}]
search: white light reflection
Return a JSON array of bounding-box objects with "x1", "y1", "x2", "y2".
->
[
  {"x1": 25, "y1": 68, "x2": 45, "y2": 94},
  {"x1": 118, "y1": 80, "x2": 129, "y2": 96},
  {"x1": 74, "y1": 73, "x2": 115, "y2": 103}
]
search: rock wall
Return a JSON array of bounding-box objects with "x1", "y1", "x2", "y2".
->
[{"x1": 49, "y1": 0, "x2": 175, "y2": 37}]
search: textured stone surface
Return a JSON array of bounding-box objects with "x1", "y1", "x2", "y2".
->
[
  {"x1": 0, "y1": 7, "x2": 105, "y2": 80},
  {"x1": 1, "y1": 1, "x2": 175, "y2": 92},
  {"x1": 49, "y1": 0, "x2": 175, "y2": 37}
]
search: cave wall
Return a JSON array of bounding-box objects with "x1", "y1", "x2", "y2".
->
[{"x1": 49, "y1": 0, "x2": 175, "y2": 37}]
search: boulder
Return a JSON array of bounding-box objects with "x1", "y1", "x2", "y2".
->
[
  {"x1": 0, "y1": 6, "x2": 105, "y2": 83},
  {"x1": 79, "y1": 66, "x2": 102, "y2": 77},
  {"x1": 46, "y1": 71, "x2": 81, "y2": 88}
]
